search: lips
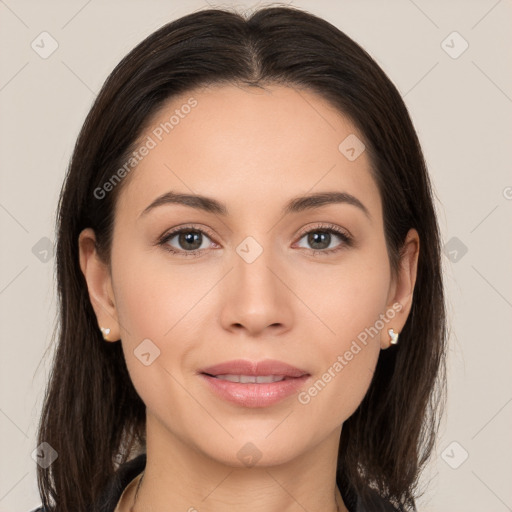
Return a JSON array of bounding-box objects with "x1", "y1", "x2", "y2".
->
[
  {"x1": 214, "y1": 374, "x2": 287, "y2": 383},
  {"x1": 198, "y1": 359, "x2": 311, "y2": 408},
  {"x1": 199, "y1": 359, "x2": 309, "y2": 379}
]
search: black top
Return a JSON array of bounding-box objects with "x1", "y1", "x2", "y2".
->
[{"x1": 30, "y1": 453, "x2": 412, "y2": 511}]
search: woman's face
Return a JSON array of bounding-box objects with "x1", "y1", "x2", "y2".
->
[{"x1": 80, "y1": 84, "x2": 418, "y2": 467}]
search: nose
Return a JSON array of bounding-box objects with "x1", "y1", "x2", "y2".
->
[{"x1": 218, "y1": 240, "x2": 294, "y2": 337}]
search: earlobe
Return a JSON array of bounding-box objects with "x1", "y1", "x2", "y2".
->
[
  {"x1": 78, "y1": 228, "x2": 120, "y2": 342},
  {"x1": 381, "y1": 228, "x2": 420, "y2": 349}
]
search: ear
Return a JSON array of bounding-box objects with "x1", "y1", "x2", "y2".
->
[
  {"x1": 380, "y1": 228, "x2": 420, "y2": 349},
  {"x1": 78, "y1": 227, "x2": 120, "y2": 342}
]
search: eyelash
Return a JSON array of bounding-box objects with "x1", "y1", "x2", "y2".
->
[{"x1": 157, "y1": 223, "x2": 353, "y2": 258}]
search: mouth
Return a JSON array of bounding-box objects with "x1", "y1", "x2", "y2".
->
[
  {"x1": 199, "y1": 358, "x2": 309, "y2": 379},
  {"x1": 202, "y1": 374, "x2": 298, "y2": 383},
  {"x1": 198, "y1": 359, "x2": 311, "y2": 408}
]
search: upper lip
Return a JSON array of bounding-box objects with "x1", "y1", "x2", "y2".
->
[{"x1": 199, "y1": 359, "x2": 309, "y2": 378}]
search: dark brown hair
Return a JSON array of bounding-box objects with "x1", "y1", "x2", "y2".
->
[{"x1": 36, "y1": 5, "x2": 447, "y2": 511}]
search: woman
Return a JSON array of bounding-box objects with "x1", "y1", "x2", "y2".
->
[{"x1": 31, "y1": 5, "x2": 446, "y2": 512}]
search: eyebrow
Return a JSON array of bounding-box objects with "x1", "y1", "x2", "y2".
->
[{"x1": 138, "y1": 190, "x2": 372, "y2": 221}]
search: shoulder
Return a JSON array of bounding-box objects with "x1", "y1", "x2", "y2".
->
[{"x1": 28, "y1": 508, "x2": 45, "y2": 512}]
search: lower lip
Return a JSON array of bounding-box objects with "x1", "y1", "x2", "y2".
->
[{"x1": 200, "y1": 374, "x2": 310, "y2": 408}]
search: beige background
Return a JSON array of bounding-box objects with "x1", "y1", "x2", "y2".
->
[{"x1": 1, "y1": 0, "x2": 511, "y2": 510}]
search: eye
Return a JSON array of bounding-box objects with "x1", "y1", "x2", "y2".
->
[
  {"x1": 157, "y1": 222, "x2": 353, "y2": 258},
  {"x1": 157, "y1": 225, "x2": 217, "y2": 258},
  {"x1": 294, "y1": 223, "x2": 353, "y2": 256}
]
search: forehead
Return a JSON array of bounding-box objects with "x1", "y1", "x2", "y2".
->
[{"x1": 115, "y1": 84, "x2": 381, "y2": 224}]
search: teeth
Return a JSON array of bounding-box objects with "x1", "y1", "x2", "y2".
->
[{"x1": 214, "y1": 374, "x2": 286, "y2": 383}]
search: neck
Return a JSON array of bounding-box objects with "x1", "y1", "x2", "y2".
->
[
  {"x1": 131, "y1": 471, "x2": 346, "y2": 512},
  {"x1": 126, "y1": 415, "x2": 349, "y2": 512}
]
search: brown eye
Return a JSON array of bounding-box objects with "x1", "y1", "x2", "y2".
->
[
  {"x1": 295, "y1": 224, "x2": 353, "y2": 255},
  {"x1": 158, "y1": 226, "x2": 216, "y2": 257}
]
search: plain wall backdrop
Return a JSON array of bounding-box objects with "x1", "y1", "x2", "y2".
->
[{"x1": 1, "y1": 0, "x2": 511, "y2": 510}]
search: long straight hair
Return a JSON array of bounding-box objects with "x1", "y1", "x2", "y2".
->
[{"x1": 36, "y1": 5, "x2": 447, "y2": 511}]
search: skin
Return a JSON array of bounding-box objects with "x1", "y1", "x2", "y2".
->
[{"x1": 79, "y1": 84, "x2": 419, "y2": 512}]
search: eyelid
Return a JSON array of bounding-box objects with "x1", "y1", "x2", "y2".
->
[
  {"x1": 295, "y1": 222, "x2": 352, "y2": 240},
  {"x1": 157, "y1": 223, "x2": 219, "y2": 249}
]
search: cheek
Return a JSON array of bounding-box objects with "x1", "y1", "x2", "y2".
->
[
  {"x1": 298, "y1": 249, "x2": 391, "y2": 346},
  {"x1": 294, "y1": 252, "x2": 390, "y2": 419},
  {"x1": 298, "y1": 297, "x2": 383, "y2": 426},
  {"x1": 111, "y1": 246, "x2": 221, "y2": 394},
  {"x1": 299, "y1": 344, "x2": 380, "y2": 425},
  {"x1": 112, "y1": 245, "x2": 213, "y2": 341}
]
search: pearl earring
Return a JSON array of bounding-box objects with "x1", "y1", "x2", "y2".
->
[
  {"x1": 388, "y1": 328, "x2": 399, "y2": 345},
  {"x1": 100, "y1": 327, "x2": 111, "y2": 340}
]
